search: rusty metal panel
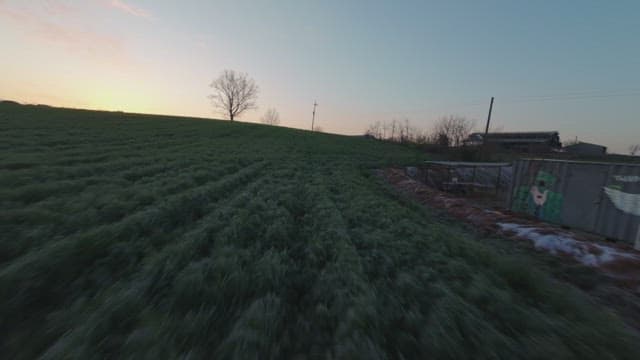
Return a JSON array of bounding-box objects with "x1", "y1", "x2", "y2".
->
[{"x1": 509, "y1": 159, "x2": 640, "y2": 248}]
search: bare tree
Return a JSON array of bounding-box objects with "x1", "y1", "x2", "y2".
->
[
  {"x1": 209, "y1": 70, "x2": 258, "y2": 121},
  {"x1": 398, "y1": 118, "x2": 410, "y2": 143},
  {"x1": 630, "y1": 144, "x2": 640, "y2": 156},
  {"x1": 365, "y1": 118, "x2": 426, "y2": 143},
  {"x1": 261, "y1": 108, "x2": 280, "y2": 125},
  {"x1": 434, "y1": 133, "x2": 450, "y2": 147},
  {"x1": 382, "y1": 121, "x2": 389, "y2": 139},
  {"x1": 365, "y1": 118, "x2": 442, "y2": 144},
  {"x1": 390, "y1": 119, "x2": 397, "y2": 141},
  {"x1": 364, "y1": 117, "x2": 477, "y2": 147},
  {"x1": 404, "y1": 119, "x2": 410, "y2": 141},
  {"x1": 432, "y1": 115, "x2": 475, "y2": 147},
  {"x1": 365, "y1": 121, "x2": 382, "y2": 138},
  {"x1": 412, "y1": 127, "x2": 429, "y2": 144}
]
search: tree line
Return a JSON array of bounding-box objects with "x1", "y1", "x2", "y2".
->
[
  {"x1": 365, "y1": 116, "x2": 475, "y2": 147},
  {"x1": 208, "y1": 70, "x2": 640, "y2": 155},
  {"x1": 207, "y1": 69, "x2": 478, "y2": 144}
]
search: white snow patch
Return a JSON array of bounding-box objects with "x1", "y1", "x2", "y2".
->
[
  {"x1": 497, "y1": 223, "x2": 638, "y2": 267},
  {"x1": 614, "y1": 175, "x2": 640, "y2": 183}
]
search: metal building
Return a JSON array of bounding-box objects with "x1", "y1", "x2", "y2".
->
[
  {"x1": 563, "y1": 141, "x2": 607, "y2": 156},
  {"x1": 465, "y1": 131, "x2": 562, "y2": 152},
  {"x1": 508, "y1": 159, "x2": 640, "y2": 249}
]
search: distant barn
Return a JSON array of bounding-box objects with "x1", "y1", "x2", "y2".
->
[
  {"x1": 465, "y1": 131, "x2": 561, "y2": 153},
  {"x1": 564, "y1": 141, "x2": 607, "y2": 156}
]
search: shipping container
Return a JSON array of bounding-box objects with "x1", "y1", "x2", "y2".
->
[{"x1": 508, "y1": 159, "x2": 640, "y2": 249}]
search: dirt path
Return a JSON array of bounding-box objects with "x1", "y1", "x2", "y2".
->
[{"x1": 382, "y1": 167, "x2": 640, "y2": 331}]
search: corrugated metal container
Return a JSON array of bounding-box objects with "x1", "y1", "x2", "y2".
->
[{"x1": 508, "y1": 159, "x2": 640, "y2": 249}]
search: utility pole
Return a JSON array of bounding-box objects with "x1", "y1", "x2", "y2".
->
[
  {"x1": 311, "y1": 101, "x2": 318, "y2": 131},
  {"x1": 484, "y1": 97, "x2": 494, "y2": 137}
]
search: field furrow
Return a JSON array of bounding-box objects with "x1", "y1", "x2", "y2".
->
[
  {"x1": 0, "y1": 161, "x2": 261, "y2": 263},
  {"x1": 21, "y1": 173, "x2": 276, "y2": 358},
  {"x1": 1, "y1": 105, "x2": 638, "y2": 359},
  {"x1": 0, "y1": 161, "x2": 268, "y2": 321}
]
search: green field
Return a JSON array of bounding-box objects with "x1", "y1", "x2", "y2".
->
[{"x1": 1, "y1": 103, "x2": 638, "y2": 359}]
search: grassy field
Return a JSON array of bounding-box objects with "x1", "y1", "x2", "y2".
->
[{"x1": 1, "y1": 102, "x2": 638, "y2": 359}]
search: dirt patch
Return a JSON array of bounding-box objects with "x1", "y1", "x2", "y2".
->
[{"x1": 381, "y1": 167, "x2": 640, "y2": 331}]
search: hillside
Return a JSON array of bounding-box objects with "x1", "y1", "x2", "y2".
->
[{"x1": 1, "y1": 103, "x2": 638, "y2": 359}]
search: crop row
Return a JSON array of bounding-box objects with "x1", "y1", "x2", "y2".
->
[
  {"x1": 1, "y1": 160, "x2": 260, "y2": 264},
  {"x1": 30, "y1": 172, "x2": 277, "y2": 358},
  {"x1": 0, "y1": 159, "x2": 268, "y2": 347},
  {"x1": 2, "y1": 106, "x2": 638, "y2": 358}
]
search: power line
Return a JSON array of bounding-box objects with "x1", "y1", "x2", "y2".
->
[
  {"x1": 501, "y1": 91, "x2": 640, "y2": 104},
  {"x1": 362, "y1": 88, "x2": 640, "y2": 118},
  {"x1": 505, "y1": 88, "x2": 640, "y2": 100}
]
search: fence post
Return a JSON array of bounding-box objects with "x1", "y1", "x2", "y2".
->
[{"x1": 496, "y1": 166, "x2": 502, "y2": 196}]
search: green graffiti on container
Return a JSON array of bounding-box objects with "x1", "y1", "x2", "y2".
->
[{"x1": 512, "y1": 170, "x2": 563, "y2": 223}]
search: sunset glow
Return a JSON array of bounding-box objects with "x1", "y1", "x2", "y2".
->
[{"x1": 1, "y1": 0, "x2": 639, "y2": 153}]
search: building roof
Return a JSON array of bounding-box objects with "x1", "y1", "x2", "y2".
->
[
  {"x1": 425, "y1": 161, "x2": 512, "y2": 167},
  {"x1": 564, "y1": 141, "x2": 606, "y2": 149},
  {"x1": 465, "y1": 131, "x2": 561, "y2": 148},
  {"x1": 521, "y1": 158, "x2": 640, "y2": 167},
  {"x1": 469, "y1": 131, "x2": 559, "y2": 139}
]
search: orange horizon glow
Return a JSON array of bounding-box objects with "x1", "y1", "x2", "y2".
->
[{"x1": 2, "y1": 0, "x2": 639, "y2": 154}]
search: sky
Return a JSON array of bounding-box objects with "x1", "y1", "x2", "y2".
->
[{"x1": 1, "y1": 0, "x2": 639, "y2": 153}]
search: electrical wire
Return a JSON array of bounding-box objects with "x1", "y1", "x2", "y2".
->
[{"x1": 500, "y1": 89, "x2": 640, "y2": 104}]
